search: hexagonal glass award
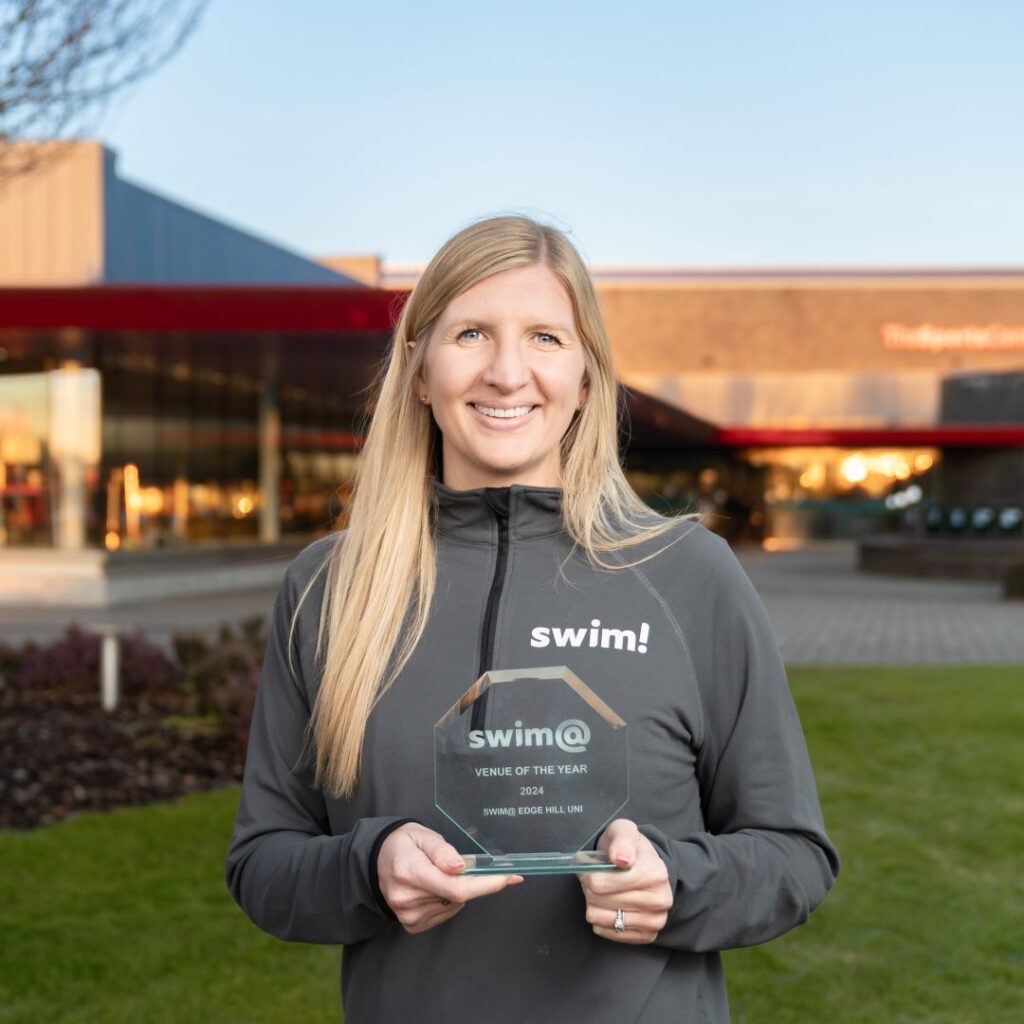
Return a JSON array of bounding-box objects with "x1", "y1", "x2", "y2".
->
[{"x1": 435, "y1": 665, "x2": 629, "y2": 875}]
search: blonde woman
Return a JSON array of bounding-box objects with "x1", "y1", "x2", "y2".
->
[{"x1": 225, "y1": 215, "x2": 839, "y2": 1023}]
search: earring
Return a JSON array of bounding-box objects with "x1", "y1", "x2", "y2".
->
[{"x1": 420, "y1": 394, "x2": 428, "y2": 404}]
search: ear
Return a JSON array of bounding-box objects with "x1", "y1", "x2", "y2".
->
[
  {"x1": 406, "y1": 340, "x2": 430, "y2": 400},
  {"x1": 406, "y1": 338, "x2": 422, "y2": 375},
  {"x1": 578, "y1": 374, "x2": 589, "y2": 410}
]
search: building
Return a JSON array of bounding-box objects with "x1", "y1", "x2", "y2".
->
[
  {"x1": 1, "y1": 141, "x2": 1022, "y2": 604},
  {"x1": 594, "y1": 268, "x2": 1024, "y2": 544},
  {"x1": 0, "y1": 142, "x2": 393, "y2": 602},
  {"x1": 380, "y1": 263, "x2": 1024, "y2": 546}
]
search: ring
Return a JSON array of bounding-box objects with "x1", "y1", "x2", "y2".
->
[{"x1": 614, "y1": 908, "x2": 626, "y2": 932}]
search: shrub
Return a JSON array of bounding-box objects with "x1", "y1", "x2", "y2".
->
[
  {"x1": 222, "y1": 658, "x2": 263, "y2": 750},
  {"x1": 172, "y1": 617, "x2": 268, "y2": 748},
  {"x1": 15, "y1": 624, "x2": 183, "y2": 703},
  {"x1": 0, "y1": 639, "x2": 31, "y2": 688},
  {"x1": 120, "y1": 628, "x2": 185, "y2": 700},
  {"x1": 16, "y1": 625, "x2": 99, "y2": 695},
  {"x1": 9, "y1": 617, "x2": 268, "y2": 748}
]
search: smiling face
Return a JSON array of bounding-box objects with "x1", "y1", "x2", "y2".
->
[{"x1": 409, "y1": 263, "x2": 589, "y2": 490}]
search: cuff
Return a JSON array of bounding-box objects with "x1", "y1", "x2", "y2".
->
[{"x1": 637, "y1": 823, "x2": 681, "y2": 891}]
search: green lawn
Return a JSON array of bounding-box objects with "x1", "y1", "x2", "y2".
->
[{"x1": 1, "y1": 666, "x2": 1021, "y2": 1023}]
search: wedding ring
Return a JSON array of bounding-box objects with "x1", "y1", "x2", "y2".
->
[{"x1": 614, "y1": 908, "x2": 626, "y2": 932}]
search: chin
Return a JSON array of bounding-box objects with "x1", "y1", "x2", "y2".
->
[{"x1": 470, "y1": 459, "x2": 538, "y2": 483}]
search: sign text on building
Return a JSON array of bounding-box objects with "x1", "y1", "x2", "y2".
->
[{"x1": 882, "y1": 322, "x2": 1024, "y2": 352}]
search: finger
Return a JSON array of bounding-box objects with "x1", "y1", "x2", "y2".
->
[
  {"x1": 395, "y1": 868, "x2": 524, "y2": 933},
  {"x1": 585, "y1": 904, "x2": 669, "y2": 934},
  {"x1": 582, "y1": 860, "x2": 672, "y2": 900},
  {"x1": 402, "y1": 891, "x2": 467, "y2": 910},
  {"x1": 406, "y1": 863, "x2": 524, "y2": 906},
  {"x1": 384, "y1": 880, "x2": 454, "y2": 915},
  {"x1": 598, "y1": 817, "x2": 640, "y2": 845},
  {"x1": 399, "y1": 900, "x2": 465, "y2": 935},
  {"x1": 579, "y1": 862, "x2": 666, "y2": 898},
  {"x1": 415, "y1": 878, "x2": 518, "y2": 911},
  {"x1": 398, "y1": 852, "x2": 471, "y2": 901},
  {"x1": 447, "y1": 872, "x2": 524, "y2": 903},
  {"x1": 580, "y1": 841, "x2": 669, "y2": 897},
  {"x1": 592, "y1": 923, "x2": 657, "y2": 945},
  {"x1": 584, "y1": 886, "x2": 673, "y2": 913},
  {"x1": 603, "y1": 820, "x2": 642, "y2": 868},
  {"x1": 416, "y1": 832, "x2": 467, "y2": 874}
]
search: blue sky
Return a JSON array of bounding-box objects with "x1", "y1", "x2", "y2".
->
[{"x1": 99, "y1": 0, "x2": 1024, "y2": 268}]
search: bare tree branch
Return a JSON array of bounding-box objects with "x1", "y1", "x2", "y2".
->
[{"x1": 0, "y1": 0, "x2": 208, "y2": 184}]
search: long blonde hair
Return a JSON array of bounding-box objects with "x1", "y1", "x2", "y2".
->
[{"x1": 296, "y1": 214, "x2": 700, "y2": 799}]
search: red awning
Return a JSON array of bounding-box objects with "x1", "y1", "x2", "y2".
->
[
  {"x1": 0, "y1": 286, "x2": 406, "y2": 332},
  {"x1": 4, "y1": 287, "x2": 1021, "y2": 451},
  {"x1": 714, "y1": 426, "x2": 1024, "y2": 448}
]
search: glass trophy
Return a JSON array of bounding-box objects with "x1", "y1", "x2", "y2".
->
[{"x1": 434, "y1": 665, "x2": 629, "y2": 876}]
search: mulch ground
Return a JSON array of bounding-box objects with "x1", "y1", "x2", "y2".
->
[{"x1": 0, "y1": 683, "x2": 245, "y2": 831}]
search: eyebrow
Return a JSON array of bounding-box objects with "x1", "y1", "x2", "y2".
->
[{"x1": 447, "y1": 318, "x2": 575, "y2": 337}]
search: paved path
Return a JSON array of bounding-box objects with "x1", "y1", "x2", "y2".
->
[
  {"x1": 0, "y1": 586, "x2": 282, "y2": 650},
  {"x1": 1, "y1": 543, "x2": 1021, "y2": 665},
  {"x1": 738, "y1": 542, "x2": 1024, "y2": 665}
]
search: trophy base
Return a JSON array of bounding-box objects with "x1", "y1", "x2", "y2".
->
[{"x1": 459, "y1": 850, "x2": 623, "y2": 876}]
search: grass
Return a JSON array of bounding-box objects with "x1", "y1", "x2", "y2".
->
[
  {"x1": 0, "y1": 786, "x2": 340, "y2": 1024},
  {"x1": 1, "y1": 665, "x2": 1021, "y2": 1023},
  {"x1": 727, "y1": 665, "x2": 1024, "y2": 1024}
]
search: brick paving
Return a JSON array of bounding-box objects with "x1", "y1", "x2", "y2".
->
[
  {"x1": 736, "y1": 542, "x2": 1024, "y2": 665},
  {"x1": 1, "y1": 542, "x2": 1021, "y2": 665}
]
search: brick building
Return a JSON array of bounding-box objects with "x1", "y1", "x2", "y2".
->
[{"x1": 1, "y1": 141, "x2": 1022, "y2": 604}]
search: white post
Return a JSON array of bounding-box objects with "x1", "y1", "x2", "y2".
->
[{"x1": 100, "y1": 629, "x2": 120, "y2": 711}]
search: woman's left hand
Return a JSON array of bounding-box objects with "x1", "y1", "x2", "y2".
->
[{"x1": 578, "y1": 818, "x2": 673, "y2": 945}]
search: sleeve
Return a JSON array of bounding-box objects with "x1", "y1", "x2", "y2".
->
[
  {"x1": 641, "y1": 533, "x2": 840, "y2": 953},
  {"x1": 223, "y1": 558, "x2": 417, "y2": 945}
]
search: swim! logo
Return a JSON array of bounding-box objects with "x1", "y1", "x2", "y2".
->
[{"x1": 530, "y1": 619, "x2": 650, "y2": 654}]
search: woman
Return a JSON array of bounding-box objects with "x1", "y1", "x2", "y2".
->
[{"x1": 225, "y1": 214, "x2": 839, "y2": 1023}]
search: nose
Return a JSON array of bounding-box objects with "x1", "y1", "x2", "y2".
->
[{"x1": 479, "y1": 337, "x2": 532, "y2": 392}]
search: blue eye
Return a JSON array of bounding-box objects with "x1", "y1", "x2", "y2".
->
[{"x1": 455, "y1": 328, "x2": 562, "y2": 345}]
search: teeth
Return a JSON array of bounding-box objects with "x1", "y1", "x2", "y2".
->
[{"x1": 474, "y1": 404, "x2": 534, "y2": 419}]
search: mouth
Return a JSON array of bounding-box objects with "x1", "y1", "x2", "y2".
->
[{"x1": 469, "y1": 402, "x2": 538, "y2": 427}]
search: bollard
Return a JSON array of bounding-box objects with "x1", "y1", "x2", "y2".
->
[{"x1": 88, "y1": 623, "x2": 121, "y2": 711}]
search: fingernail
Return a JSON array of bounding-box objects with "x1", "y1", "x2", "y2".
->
[
  {"x1": 509, "y1": 875, "x2": 524, "y2": 885},
  {"x1": 449, "y1": 858, "x2": 465, "y2": 870}
]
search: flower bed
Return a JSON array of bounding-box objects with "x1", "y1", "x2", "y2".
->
[
  {"x1": 0, "y1": 620, "x2": 265, "y2": 831},
  {"x1": 0, "y1": 687, "x2": 245, "y2": 830}
]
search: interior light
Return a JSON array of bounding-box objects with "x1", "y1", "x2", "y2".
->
[{"x1": 840, "y1": 455, "x2": 868, "y2": 483}]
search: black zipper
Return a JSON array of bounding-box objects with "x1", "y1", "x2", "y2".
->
[{"x1": 473, "y1": 488, "x2": 511, "y2": 731}]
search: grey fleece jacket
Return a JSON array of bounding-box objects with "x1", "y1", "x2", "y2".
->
[{"x1": 225, "y1": 481, "x2": 839, "y2": 1023}]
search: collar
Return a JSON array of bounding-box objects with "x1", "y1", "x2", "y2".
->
[{"x1": 430, "y1": 478, "x2": 566, "y2": 544}]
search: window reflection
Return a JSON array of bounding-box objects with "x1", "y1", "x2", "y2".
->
[
  {"x1": 0, "y1": 335, "x2": 363, "y2": 549},
  {"x1": 0, "y1": 372, "x2": 49, "y2": 547}
]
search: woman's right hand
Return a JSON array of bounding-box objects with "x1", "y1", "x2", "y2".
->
[{"x1": 377, "y1": 822, "x2": 524, "y2": 933}]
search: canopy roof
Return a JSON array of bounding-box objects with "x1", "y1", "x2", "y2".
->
[{"x1": 2, "y1": 286, "x2": 1021, "y2": 449}]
